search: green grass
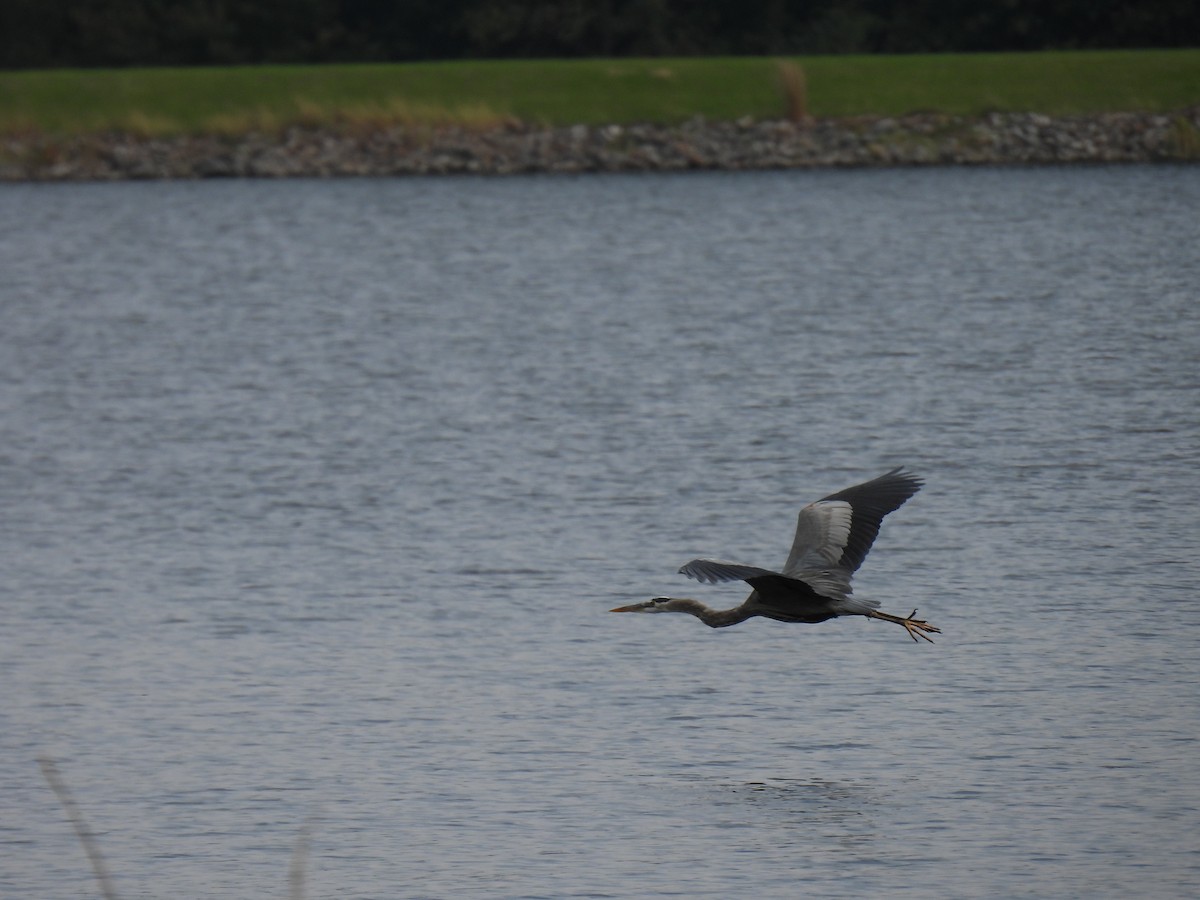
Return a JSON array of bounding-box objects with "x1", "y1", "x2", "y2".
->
[{"x1": 2, "y1": 49, "x2": 1198, "y2": 136}]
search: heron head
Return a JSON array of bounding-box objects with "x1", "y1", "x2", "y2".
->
[{"x1": 610, "y1": 597, "x2": 675, "y2": 613}]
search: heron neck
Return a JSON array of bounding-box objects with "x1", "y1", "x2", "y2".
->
[{"x1": 673, "y1": 598, "x2": 755, "y2": 629}]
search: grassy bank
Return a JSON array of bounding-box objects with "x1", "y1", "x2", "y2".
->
[{"x1": 2, "y1": 49, "x2": 1198, "y2": 136}]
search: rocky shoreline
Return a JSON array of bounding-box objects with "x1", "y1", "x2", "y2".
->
[{"x1": 4, "y1": 108, "x2": 1198, "y2": 180}]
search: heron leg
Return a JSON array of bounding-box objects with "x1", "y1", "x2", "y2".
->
[{"x1": 867, "y1": 608, "x2": 940, "y2": 643}]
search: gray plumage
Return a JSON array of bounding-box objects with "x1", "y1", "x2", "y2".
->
[{"x1": 612, "y1": 468, "x2": 939, "y2": 642}]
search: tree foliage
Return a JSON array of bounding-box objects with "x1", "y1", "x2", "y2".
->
[{"x1": 2, "y1": 0, "x2": 1196, "y2": 69}]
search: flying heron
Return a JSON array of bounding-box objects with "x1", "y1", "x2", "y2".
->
[{"x1": 612, "y1": 468, "x2": 940, "y2": 642}]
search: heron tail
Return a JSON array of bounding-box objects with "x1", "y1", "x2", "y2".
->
[{"x1": 835, "y1": 596, "x2": 881, "y2": 616}]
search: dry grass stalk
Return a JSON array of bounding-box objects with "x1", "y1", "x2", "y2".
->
[
  {"x1": 38, "y1": 755, "x2": 120, "y2": 900},
  {"x1": 288, "y1": 818, "x2": 313, "y2": 900},
  {"x1": 777, "y1": 60, "x2": 810, "y2": 123}
]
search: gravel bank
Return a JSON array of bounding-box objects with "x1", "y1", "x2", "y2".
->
[{"x1": 4, "y1": 108, "x2": 1198, "y2": 180}]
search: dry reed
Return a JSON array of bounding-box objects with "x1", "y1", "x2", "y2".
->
[
  {"x1": 38, "y1": 755, "x2": 120, "y2": 900},
  {"x1": 777, "y1": 60, "x2": 810, "y2": 123}
]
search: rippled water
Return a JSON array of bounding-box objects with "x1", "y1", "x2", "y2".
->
[{"x1": 3, "y1": 166, "x2": 1199, "y2": 898}]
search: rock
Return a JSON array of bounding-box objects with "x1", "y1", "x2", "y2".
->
[{"x1": 4, "y1": 107, "x2": 1198, "y2": 181}]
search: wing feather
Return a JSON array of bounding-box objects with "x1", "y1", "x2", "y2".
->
[
  {"x1": 672, "y1": 469, "x2": 919, "y2": 617},
  {"x1": 678, "y1": 558, "x2": 778, "y2": 585},
  {"x1": 784, "y1": 468, "x2": 922, "y2": 577},
  {"x1": 680, "y1": 558, "x2": 827, "y2": 601},
  {"x1": 678, "y1": 558, "x2": 876, "y2": 613},
  {"x1": 781, "y1": 500, "x2": 853, "y2": 575}
]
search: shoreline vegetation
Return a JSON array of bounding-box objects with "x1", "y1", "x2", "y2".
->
[
  {"x1": 5, "y1": 108, "x2": 1199, "y2": 181},
  {"x1": 3, "y1": 51, "x2": 1199, "y2": 180}
]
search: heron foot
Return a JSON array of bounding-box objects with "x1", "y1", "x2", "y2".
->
[
  {"x1": 901, "y1": 609, "x2": 940, "y2": 643},
  {"x1": 868, "y1": 608, "x2": 941, "y2": 643}
]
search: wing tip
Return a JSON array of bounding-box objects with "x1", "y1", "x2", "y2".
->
[
  {"x1": 678, "y1": 558, "x2": 772, "y2": 585},
  {"x1": 678, "y1": 558, "x2": 723, "y2": 584},
  {"x1": 882, "y1": 465, "x2": 924, "y2": 489}
]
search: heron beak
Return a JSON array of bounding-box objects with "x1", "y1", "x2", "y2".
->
[{"x1": 609, "y1": 603, "x2": 645, "y2": 612}]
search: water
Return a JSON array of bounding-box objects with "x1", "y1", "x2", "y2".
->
[{"x1": 2, "y1": 166, "x2": 1198, "y2": 898}]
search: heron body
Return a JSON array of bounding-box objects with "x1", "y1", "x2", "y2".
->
[{"x1": 612, "y1": 468, "x2": 940, "y2": 642}]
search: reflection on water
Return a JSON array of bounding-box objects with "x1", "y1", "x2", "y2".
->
[
  {"x1": 2, "y1": 167, "x2": 1199, "y2": 898},
  {"x1": 725, "y1": 778, "x2": 877, "y2": 834}
]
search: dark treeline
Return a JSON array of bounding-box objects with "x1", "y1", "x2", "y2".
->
[{"x1": 3, "y1": 0, "x2": 1196, "y2": 69}]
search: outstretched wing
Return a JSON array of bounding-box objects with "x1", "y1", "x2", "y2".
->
[
  {"x1": 679, "y1": 558, "x2": 829, "y2": 601},
  {"x1": 675, "y1": 469, "x2": 919, "y2": 609},
  {"x1": 678, "y1": 557, "x2": 876, "y2": 613},
  {"x1": 782, "y1": 467, "x2": 923, "y2": 578},
  {"x1": 678, "y1": 558, "x2": 778, "y2": 585}
]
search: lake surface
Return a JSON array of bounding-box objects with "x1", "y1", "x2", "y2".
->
[{"x1": 2, "y1": 166, "x2": 1199, "y2": 898}]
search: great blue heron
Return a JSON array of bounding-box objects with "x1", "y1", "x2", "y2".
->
[{"x1": 611, "y1": 468, "x2": 940, "y2": 642}]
